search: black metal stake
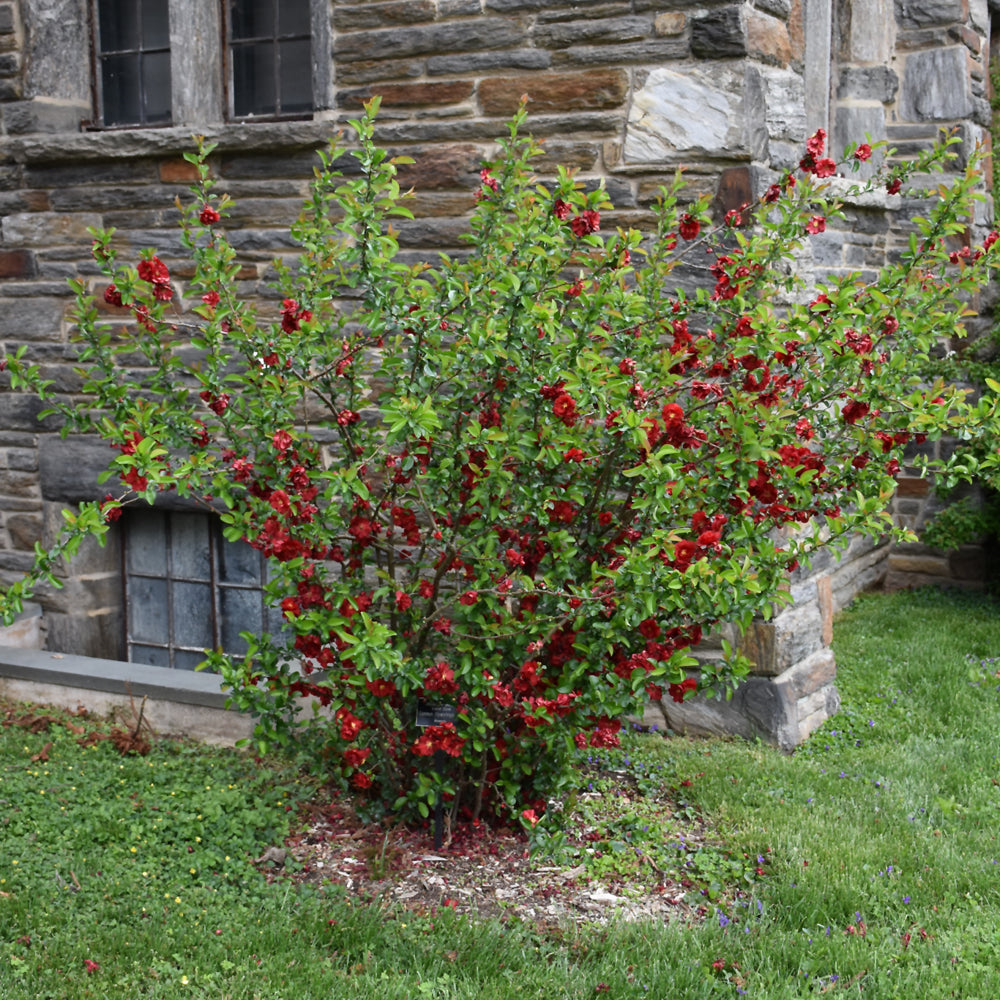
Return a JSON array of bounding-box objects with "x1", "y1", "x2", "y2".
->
[{"x1": 433, "y1": 748, "x2": 445, "y2": 850}]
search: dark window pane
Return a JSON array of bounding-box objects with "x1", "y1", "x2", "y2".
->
[
  {"x1": 126, "y1": 510, "x2": 167, "y2": 576},
  {"x1": 216, "y1": 533, "x2": 262, "y2": 585},
  {"x1": 132, "y1": 644, "x2": 171, "y2": 667},
  {"x1": 220, "y1": 587, "x2": 263, "y2": 655},
  {"x1": 173, "y1": 649, "x2": 208, "y2": 671},
  {"x1": 231, "y1": 0, "x2": 274, "y2": 39},
  {"x1": 102, "y1": 53, "x2": 142, "y2": 126},
  {"x1": 99, "y1": 0, "x2": 140, "y2": 52},
  {"x1": 141, "y1": 49, "x2": 172, "y2": 124},
  {"x1": 232, "y1": 42, "x2": 276, "y2": 116},
  {"x1": 170, "y1": 512, "x2": 211, "y2": 579},
  {"x1": 141, "y1": 0, "x2": 171, "y2": 49},
  {"x1": 172, "y1": 581, "x2": 214, "y2": 648},
  {"x1": 279, "y1": 39, "x2": 312, "y2": 113},
  {"x1": 129, "y1": 576, "x2": 169, "y2": 643},
  {"x1": 278, "y1": 0, "x2": 311, "y2": 36}
]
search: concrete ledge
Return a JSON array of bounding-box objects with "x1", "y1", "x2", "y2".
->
[{"x1": 0, "y1": 646, "x2": 253, "y2": 746}]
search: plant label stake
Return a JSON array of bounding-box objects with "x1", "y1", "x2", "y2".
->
[{"x1": 415, "y1": 700, "x2": 456, "y2": 849}]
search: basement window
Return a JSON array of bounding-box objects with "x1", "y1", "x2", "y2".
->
[{"x1": 123, "y1": 509, "x2": 273, "y2": 670}]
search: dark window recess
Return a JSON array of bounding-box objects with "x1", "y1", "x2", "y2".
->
[
  {"x1": 95, "y1": 0, "x2": 172, "y2": 127},
  {"x1": 124, "y1": 510, "x2": 278, "y2": 670},
  {"x1": 228, "y1": 0, "x2": 313, "y2": 119}
]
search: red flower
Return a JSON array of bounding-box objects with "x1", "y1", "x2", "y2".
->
[
  {"x1": 83, "y1": 959, "x2": 101, "y2": 974},
  {"x1": 886, "y1": 177, "x2": 902, "y2": 195},
  {"x1": 841, "y1": 399, "x2": 870, "y2": 424},
  {"x1": 553, "y1": 198, "x2": 572, "y2": 220},
  {"x1": 813, "y1": 158, "x2": 836, "y2": 178},
  {"x1": 678, "y1": 214, "x2": 700, "y2": 241},
  {"x1": 805, "y1": 215, "x2": 826, "y2": 235},
  {"x1": 104, "y1": 283, "x2": 123, "y2": 307},
  {"x1": 569, "y1": 209, "x2": 600, "y2": 237},
  {"x1": 855, "y1": 143, "x2": 872, "y2": 161},
  {"x1": 565, "y1": 277, "x2": 585, "y2": 298},
  {"x1": 459, "y1": 590, "x2": 478, "y2": 606},
  {"x1": 348, "y1": 516, "x2": 373, "y2": 543},
  {"x1": 674, "y1": 539, "x2": 697, "y2": 571},
  {"x1": 199, "y1": 205, "x2": 221, "y2": 225},
  {"x1": 202, "y1": 290, "x2": 220, "y2": 308},
  {"x1": 351, "y1": 772, "x2": 373, "y2": 789},
  {"x1": 395, "y1": 590, "x2": 412, "y2": 610},
  {"x1": 365, "y1": 678, "x2": 396, "y2": 697},
  {"x1": 552, "y1": 392, "x2": 577, "y2": 426},
  {"x1": 101, "y1": 495, "x2": 122, "y2": 522},
  {"x1": 344, "y1": 747, "x2": 371, "y2": 768},
  {"x1": 425, "y1": 661, "x2": 458, "y2": 693},
  {"x1": 639, "y1": 618, "x2": 660, "y2": 639},
  {"x1": 269, "y1": 489, "x2": 292, "y2": 515},
  {"x1": 338, "y1": 711, "x2": 364, "y2": 741},
  {"x1": 122, "y1": 467, "x2": 148, "y2": 493},
  {"x1": 668, "y1": 677, "x2": 697, "y2": 703},
  {"x1": 522, "y1": 808, "x2": 540, "y2": 827}
]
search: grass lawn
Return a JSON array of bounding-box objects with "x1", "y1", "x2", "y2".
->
[{"x1": 4, "y1": 585, "x2": 1000, "y2": 998}]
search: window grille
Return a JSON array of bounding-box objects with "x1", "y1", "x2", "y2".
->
[{"x1": 123, "y1": 509, "x2": 273, "y2": 670}]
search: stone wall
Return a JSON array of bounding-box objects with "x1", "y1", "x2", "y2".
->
[{"x1": 0, "y1": 1, "x2": 995, "y2": 740}]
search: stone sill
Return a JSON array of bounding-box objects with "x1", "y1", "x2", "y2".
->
[
  {"x1": 0, "y1": 645, "x2": 253, "y2": 746},
  {"x1": 4, "y1": 118, "x2": 342, "y2": 164}
]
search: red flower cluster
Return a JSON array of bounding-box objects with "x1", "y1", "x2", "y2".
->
[
  {"x1": 137, "y1": 255, "x2": 173, "y2": 301},
  {"x1": 412, "y1": 722, "x2": 465, "y2": 757}
]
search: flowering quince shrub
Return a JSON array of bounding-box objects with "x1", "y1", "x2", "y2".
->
[{"x1": 4, "y1": 100, "x2": 1000, "y2": 832}]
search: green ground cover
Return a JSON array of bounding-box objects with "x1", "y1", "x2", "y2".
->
[{"x1": 4, "y1": 586, "x2": 1000, "y2": 998}]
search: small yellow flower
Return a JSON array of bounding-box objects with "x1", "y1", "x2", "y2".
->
[
  {"x1": 130, "y1": 847, "x2": 137, "y2": 853},
  {"x1": 189, "y1": 868, "x2": 196, "y2": 874},
  {"x1": 180, "y1": 975, "x2": 189, "y2": 985},
  {"x1": 175, "y1": 896, "x2": 181, "y2": 903}
]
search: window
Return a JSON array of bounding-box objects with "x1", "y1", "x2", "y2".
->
[
  {"x1": 228, "y1": 0, "x2": 314, "y2": 119},
  {"x1": 90, "y1": 0, "x2": 326, "y2": 129},
  {"x1": 94, "y1": 0, "x2": 172, "y2": 127},
  {"x1": 123, "y1": 509, "x2": 276, "y2": 670}
]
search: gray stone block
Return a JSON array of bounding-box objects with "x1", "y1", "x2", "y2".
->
[
  {"x1": 427, "y1": 50, "x2": 551, "y2": 75},
  {"x1": 899, "y1": 47, "x2": 972, "y2": 122},
  {"x1": 837, "y1": 66, "x2": 899, "y2": 102},
  {"x1": 534, "y1": 16, "x2": 653, "y2": 48},
  {"x1": 2, "y1": 100, "x2": 87, "y2": 135},
  {"x1": 691, "y1": 6, "x2": 746, "y2": 59},
  {"x1": 894, "y1": 0, "x2": 964, "y2": 28},
  {"x1": 624, "y1": 64, "x2": 746, "y2": 161},
  {"x1": 551, "y1": 38, "x2": 688, "y2": 67},
  {"x1": 334, "y1": 20, "x2": 527, "y2": 62}
]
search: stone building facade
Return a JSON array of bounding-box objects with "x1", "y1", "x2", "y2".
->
[{"x1": 0, "y1": 1, "x2": 996, "y2": 740}]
